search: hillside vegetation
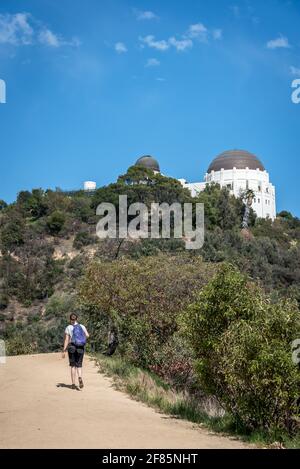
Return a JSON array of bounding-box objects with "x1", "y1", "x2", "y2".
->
[{"x1": 0, "y1": 166, "x2": 300, "y2": 441}]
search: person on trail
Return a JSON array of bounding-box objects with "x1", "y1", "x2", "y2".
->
[{"x1": 62, "y1": 313, "x2": 89, "y2": 389}]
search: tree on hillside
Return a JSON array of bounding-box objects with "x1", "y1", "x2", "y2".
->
[
  {"x1": 278, "y1": 211, "x2": 294, "y2": 221},
  {"x1": 0, "y1": 199, "x2": 7, "y2": 211},
  {"x1": 117, "y1": 165, "x2": 157, "y2": 185},
  {"x1": 241, "y1": 189, "x2": 255, "y2": 229},
  {"x1": 17, "y1": 189, "x2": 48, "y2": 219},
  {"x1": 92, "y1": 166, "x2": 191, "y2": 210},
  {"x1": 195, "y1": 183, "x2": 249, "y2": 231}
]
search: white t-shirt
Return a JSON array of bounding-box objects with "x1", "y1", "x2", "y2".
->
[{"x1": 65, "y1": 322, "x2": 88, "y2": 340}]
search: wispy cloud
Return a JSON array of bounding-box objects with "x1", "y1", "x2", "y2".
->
[
  {"x1": 290, "y1": 66, "x2": 300, "y2": 76},
  {"x1": 39, "y1": 29, "x2": 80, "y2": 48},
  {"x1": 0, "y1": 13, "x2": 33, "y2": 45},
  {"x1": 115, "y1": 41, "x2": 127, "y2": 53},
  {"x1": 0, "y1": 12, "x2": 79, "y2": 48},
  {"x1": 186, "y1": 23, "x2": 222, "y2": 42},
  {"x1": 134, "y1": 10, "x2": 158, "y2": 21},
  {"x1": 139, "y1": 35, "x2": 169, "y2": 51},
  {"x1": 139, "y1": 21, "x2": 221, "y2": 55},
  {"x1": 187, "y1": 23, "x2": 208, "y2": 41},
  {"x1": 140, "y1": 35, "x2": 193, "y2": 52},
  {"x1": 266, "y1": 36, "x2": 290, "y2": 49},
  {"x1": 145, "y1": 58, "x2": 160, "y2": 67},
  {"x1": 169, "y1": 37, "x2": 193, "y2": 51},
  {"x1": 39, "y1": 29, "x2": 60, "y2": 47},
  {"x1": 212, "y1": 29, "x2": 223, "y2": 40},
  {"x1": 156, "y1": 77, "x2": 166, "y2": 82}
]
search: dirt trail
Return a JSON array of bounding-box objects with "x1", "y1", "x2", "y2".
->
[{"x1": 0, "y1": 353, "x2": 249, "y2": 449}]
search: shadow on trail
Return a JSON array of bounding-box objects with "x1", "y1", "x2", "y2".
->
[{"x1": 56, "y1": 383, "x2": 80, "y2": 391}]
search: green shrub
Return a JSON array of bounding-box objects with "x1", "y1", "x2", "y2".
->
[
  {"x1": 129, "y1": 238, "x2": 185, "y2": 259},
  {"x1": 0, "y1": 217, "x2": 25, "y2": 251},
  {"x1": 181, "y1": 263, "x2": 300, "y2": 436},
  {"x1": 45, "y1": 292, "x2": 76, "y2": 318},
  {"x1": 27, "y1": 313, "x2": 41, "y2": 324},
  {"x1": 46, "y1": 211, "x2": 66, "y2": 235},
  {"x1": 3, "y1": 319, "x2": 66, "y2": 354},
  {"x1": 73, "y1": 231, "x2": 94, "y2": 250},
  {"x1": 217, "y1": 313, "x2": 300, "y2": 434},
  {"x1": 150, "y1": 332, "x2": 197, "y2": 391},
  {"x1": 5, "y1": 335, "x2": 36, "y2": 356}
]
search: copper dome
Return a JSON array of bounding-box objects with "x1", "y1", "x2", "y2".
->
[
  {"x1": 208, "y1": 150, "x2": 265, "y2": 173},
  {"x1": 135, "y1": 155, "x2": 160, "y2": 172}
]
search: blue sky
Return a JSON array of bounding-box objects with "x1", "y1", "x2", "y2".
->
[{"x1": 0, "y1": 0, "x2": 299, "y2": 215}]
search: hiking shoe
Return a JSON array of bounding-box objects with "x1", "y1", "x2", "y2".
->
[
  {"x1": 78, "y1": 377, "x2": 84, "y2": 389},
  {"x1": 71, "y1": 384, "x2": 77, "y2": 390}
]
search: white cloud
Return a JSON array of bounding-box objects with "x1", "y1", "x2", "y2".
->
[
  {"x1": 290, "y1": 66, "x2": 300, "y2": 76},
  {"x1": 115, "y1": 42, "x2": 127, "y2": 53},
  {"x1": 187, "y1": 23, "x2": 208, "y2": 41},
  {"x1": 0, "y1": 12, "x2": 34, "y2": 45},
  {"x1": 39, "y1": 29, "x2": 60, "y2": 47},
  {"x1": 145, "y1": 58, "x2": 160, "y2": 67},
  {"x1": 140, "y1": 35, "x2": 193, "y2": 52},
  {"x1": 266, "y1": 36, "x2": 290, "y2": 49},
  {"x1": 212, "y1": 29, "x2": 222, "y2": 40},
  {"x1": 169, "y1": 37, "x2": 193, "y2": 51},
  {"x1": 0, "y1": 12, "x2": 79, "y2": 48},
  {"x1": 38, "y1": 29, "x2": 80, "y2": 47},
  {"x1": 156, "y1": 77, "x2": 166, "y2": 82},
  {"x1": 139, "y1": 35, "x2": 169, "y2": 51},
  {"x1": 140, "y1": 22, "x2": 221, "y2": 55},
  {"x1": 186, "y1": 23, "x2": 222, "y2": 43},
  {"x1": 135, "y1": 10, "x2": 158, "y2": 21}
]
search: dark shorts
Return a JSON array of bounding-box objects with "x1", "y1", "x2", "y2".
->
[{"x1": 68, "y1": 343, "x2": 85, "y2": 368}]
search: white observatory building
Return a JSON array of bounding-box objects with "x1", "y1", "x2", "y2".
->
[{"x1": 179, "y1": 149, "x2": 276, "y2": 220}]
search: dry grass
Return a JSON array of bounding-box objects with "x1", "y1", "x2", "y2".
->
[{"x1": 95, "y1": 354, "x2": 300, "y2": 449}]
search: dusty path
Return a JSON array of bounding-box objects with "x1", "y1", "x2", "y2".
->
[{"x1": 0, "y1": 353, "x2": 249, "y2": 449}]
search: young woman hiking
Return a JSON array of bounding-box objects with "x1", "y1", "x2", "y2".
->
[{"x1": 62, "y1": 313, "x2": 89, "y2": 389}]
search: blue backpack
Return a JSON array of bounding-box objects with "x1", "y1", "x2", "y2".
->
[{"x1": 72, "y1": 324, "x2": 86, "y2": 346}]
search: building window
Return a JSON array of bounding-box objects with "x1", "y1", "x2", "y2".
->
[
  {"x1": 258, "y1": 198, "x2": 260, "y2": 203},
  {"x1": 258, "y1": 184, "x2": 262, "y2": 192}
]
